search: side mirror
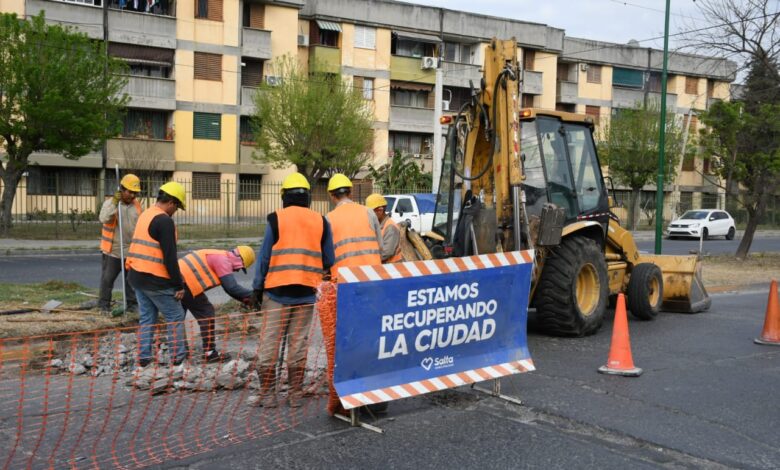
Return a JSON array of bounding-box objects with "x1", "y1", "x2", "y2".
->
[
  {"x1": 397, "y1": 210, "x2": 404, "y2": 217},
  {"x1": 709, "y1": 216, "x2": 715, "y2": 221}
]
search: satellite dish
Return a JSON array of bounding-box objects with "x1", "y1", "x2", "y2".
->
[{"x1": 627, "y1": 39, "x2": 640, "y2": 47}]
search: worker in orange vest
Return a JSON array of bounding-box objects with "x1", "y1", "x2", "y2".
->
[
  {"x1": 251, "y1": 172, "x2": 334, "y2": 408},
  {"x1": 179, "y1": 246, "x2": 256, "y2": 363},
  {"x1": 97, "y1": 174, "x2": 142, "y2": 314},
  {"x1": 127, "y1": 182, "x2": 188, "y2": 368},
  {"x1": 365, "y1": 193, "x2": 403, "y2": 263}
]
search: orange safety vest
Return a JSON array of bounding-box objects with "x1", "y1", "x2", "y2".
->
[
  {"x1": 381, "y1": 218, "x2": 403, "y2": 263},
  {"x1": 126, "y1": 206, "x2": 177, "y2": 279},
  {"x1": 100, "y1": 200, "x2": 142, "y2": 254},
  {"x1": 179, "y1": 249, "x2": 225, "y2": 296},
  {"x1": 328, "y1": 202, "x2": 381, "y2": 274},
  {"x1": 265, "y1": 206, "x2": 324, "y2": 289}
]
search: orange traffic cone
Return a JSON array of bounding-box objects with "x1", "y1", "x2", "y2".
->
[
  {"x1": 755, "y1": 279, "x2": 780, "y2": 346},
  {"x1": 598, "y1": 293, "x2": 643, "y2": 376}
]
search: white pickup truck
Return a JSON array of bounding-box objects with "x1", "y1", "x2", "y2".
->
[{"x1": 383, "y1": 193, "x2": 436, "y2": 233}]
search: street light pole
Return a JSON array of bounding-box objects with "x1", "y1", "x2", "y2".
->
[{"x1": 654, "y1": 0, "x2": 671, "y2": 255}]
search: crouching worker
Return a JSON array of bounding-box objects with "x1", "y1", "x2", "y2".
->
[
  {"x1": 251, "y1": 172, "x2": 334, "y2": 408},
  {"x1": 179, "y1": 246, "x2": 256, "y2": 363}
]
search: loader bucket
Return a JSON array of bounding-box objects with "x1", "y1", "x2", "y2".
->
[{"x1": 636, "y1": 254, "x2": 711, "y2": 313}]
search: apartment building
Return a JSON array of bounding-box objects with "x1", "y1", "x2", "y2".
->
[{"x1": 1, "y1": 0, "x2": 736, "y2": 213}]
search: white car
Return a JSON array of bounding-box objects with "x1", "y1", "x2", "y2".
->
[{"x1": 666, "y1": 209, "x2": 736, "y2": 240}]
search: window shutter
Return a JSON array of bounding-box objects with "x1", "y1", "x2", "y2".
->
[
  {"x1": 353, "y1": 76, "x2": 364, "y2": 94},
  {"x1": 426, "y1": 91, "x2": 435, "y2": 109},
  {"x1": 207, "y1": 0, "x2": 223, "y2": 21},
  {"x1": 242, "y1": 60, "x2": 264, "y2": 87},
  {"x1": 685, "y1": 76, "x2": 698, "y2": 94},
  {"x1": 523, "y1": 49, "x2": 535, "y2": 71},
  {"x1": 194, "y1": 52, "x2": 222, "y2": 81},
  {"x1": 193, "y1": 172, "x2": 221, "y2": 200},
  {"x1": 587, "y1": 64, "x2": 602, "y2": 84},
  {"x1": 612, "y1": 67, "x2": 643, "y2": 88},
  {"x1": 585, "y1": 105, "x2": 600, "y2": 125},
  {"x1": 249, "y1": 4, "x2": 265, "y2": 29},
  {"x1": 193, "y1": 112, "x2": 222, "y2": 140}
]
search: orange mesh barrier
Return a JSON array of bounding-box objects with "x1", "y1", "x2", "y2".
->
[
  {"x1": 0, "y1": 304, "x2": 329, "y2": 469},
  {"x1": 315, "y1": 281, "x2": 343, "y2": 416}
]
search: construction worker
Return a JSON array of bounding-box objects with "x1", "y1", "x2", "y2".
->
[
  {"x1": 251, "y1": 172, "x2": 334, "y2": 408},
  {"x1": 365, "y1": 193, "x2": 403, "y2": 263},
  {"x1": 179, "y1": 246, "x2": 256, "y2": 363},
  {"x1": 96, "y1": 174, "x2": 142, "y2": 314},
  {"x1": 127, "y1": 182, "x2": 188, "y2": 368},
  {"x1": 326, "y1": 174, "x2": 383, "y2": 276}
]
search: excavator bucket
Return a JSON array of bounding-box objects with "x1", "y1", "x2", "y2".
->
[{"x1": 637, "y1": 254, "x2": 711, "y2": 313}]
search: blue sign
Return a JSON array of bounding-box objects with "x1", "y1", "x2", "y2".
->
[{"x1": 334, "y1": 256, "x2": 534, "y2": 404}]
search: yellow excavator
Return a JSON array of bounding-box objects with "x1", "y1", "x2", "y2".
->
[{"x1": 410, "y1": 38, "x2": 710, "y2": 336}]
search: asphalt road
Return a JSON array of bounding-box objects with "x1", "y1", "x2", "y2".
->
[
  {"x1": 636, "y1": 235, "x2": 780, "y2": 255},
  {"x1": 156, "y1": 288, "x2": 780, "y2": 469}
]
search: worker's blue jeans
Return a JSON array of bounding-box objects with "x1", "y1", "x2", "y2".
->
[{"x1": 135, "y1": 287, "x2": 188, "y2": 364}]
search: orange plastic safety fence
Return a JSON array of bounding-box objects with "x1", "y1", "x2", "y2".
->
[
  {"x1": 315, "y1": 281, "x2": 343, "y2": 416},
  {"x1": 0, "y1": 304, "x2": 329, "y2": 469}
]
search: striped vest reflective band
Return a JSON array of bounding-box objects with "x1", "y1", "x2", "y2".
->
[
  {"x1": 265, "y1": 206, "x2": 324, "y2": 289},
  {"x1": 328, "y1": 202, "x2": 381, "y2": 273},
  {"x1": 126, "y1": 206, "x2": 176, "y2": 279},
  {"x1": 100, "y1": 200, "x2": 142, "y2": 254},
  {"x1": 381, "y1": 218, "x2": 403, "y2": 263},
  {"x1": 179, "y1": 249, "x2": 225, "y2": 296}
]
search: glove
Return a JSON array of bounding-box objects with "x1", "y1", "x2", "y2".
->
[
  {"x1": 111, "y1": 190, "x2": 121, "y2": 204},
  {"x1": 250, "y1": 289, "x2": 263, "y2": 310},
  {"x1": 322, "y1": 272, "x2": 332, "y2": 282}
]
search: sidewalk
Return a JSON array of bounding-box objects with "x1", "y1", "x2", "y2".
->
[{"x1": 0, "y1": 237, "x2": 261, "y2": 256}]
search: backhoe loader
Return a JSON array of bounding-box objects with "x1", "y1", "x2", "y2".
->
[{"x1": 410, "y1": 38, "x2": 710, "y2": 336}]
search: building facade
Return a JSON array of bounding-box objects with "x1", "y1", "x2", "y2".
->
[{"x1": 1, "y1": 0, "x2": 736, "y2": 215}]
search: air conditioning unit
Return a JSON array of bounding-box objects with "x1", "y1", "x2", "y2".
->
[
  {"x1": 297, "y1": 34, "x2": 309, "y2": 47},
  {"x1": 441, "y1": 100, "x2": 450, "y2": 110},
  {"x1": 580, "y1": 63, "x2": 589, "y2": 72},
  {"x1": 412, "y1": 153, "x2": 424, "y2": 159},
  {"x1": 421, "y1": 56, "x2": 438, "y2": 70},
  {"x1": 265, "y1": 75, "x2": 283, "y2": 86}
]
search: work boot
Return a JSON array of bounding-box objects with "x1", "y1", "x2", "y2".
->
[
  {"x1": 287, "y1": 366, "x2": 306, "y2": 408},
  {"x1": 203, "y1": 349, "x2": 231, "y2": 364},
  {"x1": 252, "y1": 367, "x2": 277, "y2": 408}
]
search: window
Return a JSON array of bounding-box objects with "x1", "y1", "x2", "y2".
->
[
  {"x1": 354, "y1": 25, "x2": 376, "y2": 50},
  {"x1": 586, "y1": 64, "x2": 602, "y2": 84},
  {"x1": 557, "y1": 63, "x2": 575, "y2": 82},
  {"x1": 239, "y1": 174, "x2": 262, "y2": 201},
  {"x1": 109, "y1": 0, "x2": 173, "y2": 15},
  {"x1": 193, "y1": 112, "x2": 221, "y2": 140},
  {"x1": 585, "y1": 105, "x2": 600, "y2": 125},
  {"x1": 707, "y1": 79, "x2": 715, "y2": 99},
  {"x1": 241, "y1": 58, "x2": 264, "y2": 87},
  {"x1": 122, "y1": 109, "x2": 170, "y2": 140},
  {"x1": 683, "y1": 114, "x2": 699, "y2": 133},
  {"x1": 243, "y1": 3, "x2": 264, "y2": 28},
  {"x1": 389, "y1": 132, "x2": 431, "y2": 156},
  {"x1": 192, "y1": 172, "x2": 220, "y2": 200},
  {"x1": 196, "y1": 0, "x2": 222, "y2": 21},
  {"x1": 685, "y1": 76, "x2": 698, "y2": 95},
  {"x1": 109, "y1": 43, "x2": 174, "y2": 78},
  {"x1": 612, "y1": 67, "x2": 643, "y2": 88},
  {"x1": 647, "y1": 72, "x2": 662, "y2": 93},
  {"x1": 393, "y1": 39, "x2": 435, "y2": 58},
  {"x1": 311, "y1": 21, "x2": 341, "y2": 47},
  {"x1": 353, "y1": 77, "x2": 374, "y2": 100},
  {"x1": 194, "y1": 52, "x2": 222, "y2": 81},
  {"x1": 521, "y1": 94, "x2": 535, "y2": 108},
  {"x1": 240, "y1": 116, "x2": 256, "y2": 144},
  {"x1": 682, "y1": 154, "x2": 695, "y2": 171},
  {"x1": 390, "y1": 83, "x2": 431, "y2": 108},
  {"x1": 26, "y1": 167, "x2": 97, "y2": 196},
  {"x1": 556, "y1": 103, "x2": 576, "y2": 113},
  {"x1": 395, "y1": 198, "x2": 414, "y2": 214},
  {"x1": 523, "y1": 49, "x2": 535, "y2": 71}
]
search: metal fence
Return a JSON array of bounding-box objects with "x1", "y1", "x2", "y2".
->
[{"x1": 3, "y1": 179, "x2": 432, "y2": 240}]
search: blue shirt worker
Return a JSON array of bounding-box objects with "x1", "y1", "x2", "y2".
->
[{"x1": 251, "y1": 172, "x2": 335, "y2": 408}]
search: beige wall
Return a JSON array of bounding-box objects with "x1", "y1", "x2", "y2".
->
[
  {"x1": 536, "y1": 51, "x2": 558, "y2": 110},
  {"x1": 372, "y1": 128, "x2": 390, "y2": 167},
  {"x1": 579, "y1": 65, "x2": 612, "y2": 101},
  {"x1": 264, "y1": 5, "x2": 299, "y2": 77},
  {"x1": 0, "y1": 0, "x2": 24, "y2": 15},
  {"x1": 712, "y1": 81, "x2": 730, "y2": 100}
]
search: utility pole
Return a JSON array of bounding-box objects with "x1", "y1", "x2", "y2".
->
[
  {"x1": 654, "y1": 0, "x2": 671, "y2": 255},
  {"x1": 99, "y1": 0, "x2": 109, "y2": 203},
  {"x1": 431, "y1": 9, "x2": 444, "y2": 193}
]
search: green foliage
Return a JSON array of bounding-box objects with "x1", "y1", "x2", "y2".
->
[
  {"x1": 368, "y1": 150, "x2": 432, "y2": 192},
  {"x1": 251, "y1": 56, "x2": 374, "y2": 181},
  {"x1": 0, "y1": 12, "x2": 129, "y2": 233}
]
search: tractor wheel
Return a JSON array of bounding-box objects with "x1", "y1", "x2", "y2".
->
[
  {"x1": 626, "y1": 263, "x2": 663, "y2": 320},
  {"x1": 534, "y1": 236, "x2": 608, "y2": 336}
]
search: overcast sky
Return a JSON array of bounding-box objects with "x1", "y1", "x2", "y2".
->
[{"x1": 406, "y1": 0, "x2": 705, "y2": 50}]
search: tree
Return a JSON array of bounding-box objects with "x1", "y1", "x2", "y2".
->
[
  {"x1": 0, "y1": 13, "x2": 128, "y2": 235},
  {"x1": 597, "y1": 103, "x2": 688, "y2": 230},
  {"x1": 368, "y1": 151, "x2": 432, "y2": 193},
  {"x1": 699, "y1": 60, "x2": 780, "y2": 259},
  {"x1": 251, "y1": 56, "x2": 374, "y2": 182}
]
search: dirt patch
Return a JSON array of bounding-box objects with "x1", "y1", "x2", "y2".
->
[{"x1": 702, "y1": 252, "x2": 780, "y2": 289}]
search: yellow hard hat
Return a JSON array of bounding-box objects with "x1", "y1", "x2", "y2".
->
[
  {"x1": 159, "y1": 181, "x2": 186, "y2": 210},
  {"x1": 236, "y1": 245, "x2": 256, "y2": 270},
  {"x1": 281, "y1": 172, "x2": 311, "y2": 193},
  {"x1": 327, "y1": 173, "x2": 353, "y2": 192},
  {"x1": 366, "y1": 193, "x2": 388, "y2": 210},
  {"x1": 120, "y1": 174, "x2": 141, "y2": 193}
]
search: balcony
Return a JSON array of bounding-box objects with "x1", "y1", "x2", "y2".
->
[
  {"x1": 239, "y1": 146, "x2": 269, "y2": 174},
  {"x1": 240, "y1": 86, "x2": 262, "y2": 115},
  {"x1": 441, "y1": 61, "x2": 482, "y2": 88},
  {"x1": 556, "y1": 81, "x2": 578, "y2": 104},
  {"x1": 522, "y1": 70, "x2": 544, "y2": 95},
  {"x1": 389, "y1": 106, "x2": 434, "y2": 133},
  {"x1": 123, "y1": 76, "x2": 176, "y2": 110},
  {"x1": 309, "y1": 46, "x2": 341, "y2": 74},
  {"x1": 612, "y1": 87, "x2": 678, "y2": 111},
  {"x1": 242, "y1": 28, "x2": 272, "y2": 60},
  {"x1": 390, "y1": 56, "x2": 436, "y2": 85},
  {"x1": 107, "y1": 139, "x2": 176, "y2": 171}
]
